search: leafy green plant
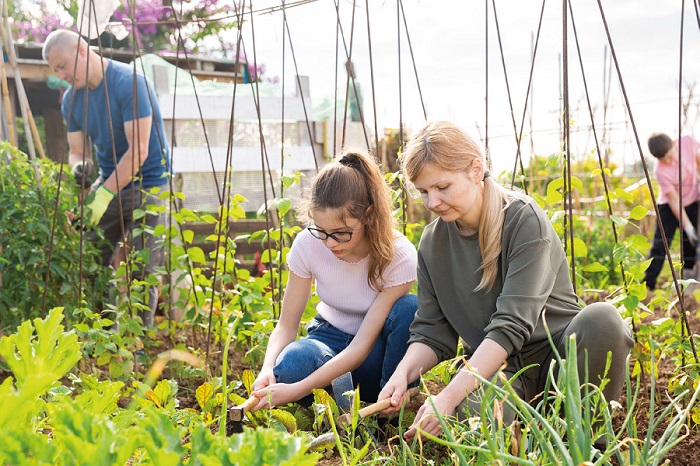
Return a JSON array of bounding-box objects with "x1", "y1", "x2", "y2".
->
[
  {"x1": 0, "y1": 307, "x2": 81, "y2": 391},
  {"x1": 0, "y1": 309, "x2": 322, "y2": 464},
  {"x1": 390, "y1": 336, "x2": 696, "y2": 466},
  {"x1": 0, "y1": 145, "x2": 110, "y2": 331}
]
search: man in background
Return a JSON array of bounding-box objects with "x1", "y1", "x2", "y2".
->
[{"x1": 43, "y1": 29, "x2": 171, "y2": 327}]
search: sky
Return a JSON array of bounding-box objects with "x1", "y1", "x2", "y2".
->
[{"x1": 232, "y1": 0, "x2": 700, "y2": 175}]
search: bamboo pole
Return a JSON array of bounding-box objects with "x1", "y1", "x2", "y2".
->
[
  {"x1": 0, "y1": 17, "x2": 40, "y2": 159},
  {"x1": 0, "y1": 56, "x2": 15, "y2": 146},
  {"x1": 26, "y1": 104, "x2": 45, "y2": 158}
]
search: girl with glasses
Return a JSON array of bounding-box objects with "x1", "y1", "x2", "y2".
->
[
  {"x1": 250, "y1": 150, "x2": 418, "y2": 408},
  {"x1": 377, "y1": 121, "x2": 633, "y2": 445}
]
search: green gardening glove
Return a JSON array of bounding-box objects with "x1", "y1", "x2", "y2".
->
[{"x1": 84, "y1": 185, "x2": 115, "y2": 227}]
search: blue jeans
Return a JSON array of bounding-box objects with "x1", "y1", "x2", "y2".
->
[
  {"x1": 86, "y1": 180, "x2": 167, "y2": 326},
  {"x1": 273, "y1": 294, "x2": 418, "y2": 402},
  {"x1": 644, "y1": 201, "x2": 699, "y2": 289}
]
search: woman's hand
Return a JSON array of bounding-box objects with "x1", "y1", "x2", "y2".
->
[
  {"x1": 404, "y1": 393, "x2": 457, "y2": 441},
  {"x1": 251, "y1": 367, "x2": 276, "y2": 392},
  {"x1": 251, "y1": 382, "x2": 304, "y2": 410}
]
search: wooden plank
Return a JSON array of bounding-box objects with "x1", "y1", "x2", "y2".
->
[
  {"x1": 182, "y1": 219, "x2": 275, "y2": 276},
  {"x1": 190, "y1": 69, "x2": 245, "y2": 83},
  {"x1": 5, "y1": 59, "x2": 55, "y2": 81},
  {"x1": 182, "y1": 219, "x2": 271, "y2": 237},
  {"x1": 195, "y1": 240, "x2": 266, "y2": 257}
]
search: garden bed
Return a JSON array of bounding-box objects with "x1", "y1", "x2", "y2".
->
[{"x1": 137, "y1": 291, "x2": 700, "y2": 464}]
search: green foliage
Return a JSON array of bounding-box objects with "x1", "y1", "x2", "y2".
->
[
  {"x1": 188, "y1": 423, "x2": 320, "y2": 465},
  {"x1": 0, "y1": 307, "x2": 81, "y2": 395},
  {"x1": 164, "y1": 191, "x2": 299, "y2": 366},
  {"x1": 369, "y1": 333, "x2": 694, "y2": 465},
  {"x1": 0, "y1": 307, "x2": 83, "y2": 459},
  {"x1": 3, "y1": 137, "x2": 698, "y2": 465},
  {"x1": 0, "y1": 145, "x2": 110, "y2": 331},
  {"x1": 619, "y1": 343, "x2": 700, "y2": 466},
  {"x1": 0, "y1": 311, "x2": 321, "y2": 465},
  {"x1": 47, "y1": 399, "x2": 144, "y2": 466}
]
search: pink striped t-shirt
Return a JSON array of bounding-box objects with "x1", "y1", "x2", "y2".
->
[
  {"x1": 655, "y1": 135, "x2": 700, "y2": 206},
  {"x1": 287, "y1": 228, "x2": 418, "y2": 335}
]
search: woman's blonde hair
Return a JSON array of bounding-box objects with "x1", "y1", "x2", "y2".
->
[
  {"x1": 298, "y1": 149, "x2": 395, "y2": 291},
  {"x1": 402, "y1": 121, "x2": 511, "y2": 292}
]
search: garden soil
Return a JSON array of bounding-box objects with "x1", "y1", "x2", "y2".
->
[{"x1": 611, "y1": 291, "x2": 700, "y2": 466}]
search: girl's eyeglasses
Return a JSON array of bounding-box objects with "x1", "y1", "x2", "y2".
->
[{"x1": 307, "y1": 220, "x2": 362, "y2": 243}]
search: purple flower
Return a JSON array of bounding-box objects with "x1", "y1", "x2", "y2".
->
[{"x1": 11, "y1": 6, "x2": 71, "y2": 44}]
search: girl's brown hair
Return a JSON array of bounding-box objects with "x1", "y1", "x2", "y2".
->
[
  {"x1": 298, "y1": 149, "x2": 395, "y2": 291},
  {"x1": 402, "y1": 121, "x2": 512, "y2": 291}
]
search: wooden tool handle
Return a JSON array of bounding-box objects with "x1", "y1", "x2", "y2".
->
[
  {"x1": 337, "y1": 386, "x2": 420, "y2": 425},
  {"x1": 230, "y1": 395, "x2": 261, "y2": 421},
  {"x1": 240, "y1": 394, "x2": 261, "y2": 411}
]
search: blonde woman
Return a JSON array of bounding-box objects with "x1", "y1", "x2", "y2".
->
[
  {"x1": 251, "y1": 150, "x2": 418, "y2": 407},
  {"x1": 379, "y1": 121, "x2": 633, "y2": 443}
]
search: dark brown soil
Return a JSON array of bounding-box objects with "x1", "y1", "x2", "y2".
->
[{"x1": 611, "y1": 291, "x2": 700, "y2": 466}]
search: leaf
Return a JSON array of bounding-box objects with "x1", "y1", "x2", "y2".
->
[
  {"x1": 627, "y1": 234, "x2": 652, "y2": 250},
  {"x1": 270, "y1": 409, "x2": 297, "y2": 433},
  {"x1": 0, "y1": 375, "x2": 50, "y2": 432},
  {"x1": 312, "y1": 388, "x2": 339, "y2": 419},
  {"x1": 242, "y1": 369, "x2": 256, "y2": 394},
  {"x1": 622, "y1": 295, "x2": 639, "y2": 313},
  {"x1": 629, "y1": 205, "x2": 649, "y2": 221},
  {"x1": 582, "y1": 262, "x2": 608, "y2": 273},
  {"x1": 544, "y1": 190, "x2": 563, "y2": 205},
  {"x1": 0, "y1": 307, "x2": 81, "y2": 393},
  {"x1": 196, "y1": 382, "x2": 214, "y2": 410},
  {"x1": 261, "y1": 249, "x2": 279, "y2": 263},
  {"x1": 145, "y1": 390, "x2": 161, "y2": 407},
  {"x1": 48, "y1": 399, "x2": 137, "y2": 465},
  {"x1": 651, "y1": 317, "x2": 674, "y2": 333},
  {"x1": 546, "y1": 177, "x2": 564, "y2": 195},
  {"x1": 275, "y1": 198, "x2": 292, "y2": 216},
  {"x1": 96, "y1": 352, "x2": 112, "y2": 366},
  {"x1": 153, "y1": 380, "x2": 174, "y2": 408},
  {"x1": 135, "y1": 408, "x2": 186, "y2": 465},
  {"x1": 569, "y1": 176, "x2": 584, "y2": 193},
  {"x1": 109, "y1": 359, "x2": 124, "y2": 379},
  {"x1": 187, "y1": 247, "x2": 206, "y2": 264},
  {"x1": 73, "y1": 323, "x2": 89, "y2": 333},
  {"x1": 614, "y1": 187, "x2": 634, "y2": 203},
  {"x1": 229, "y1": 203, "x2": 246, "y2": 220},
  {"x1": 610, "y1": 215, "x2": 628, "y2": 227},
  {"x1": 570, "y1": 238, "x2": 587, "y2": 258},
  {"x1": 73, "y1": 379, "x2": 125, "y2": 416},
  {"x1": 232, "y1": 193, "x2": 248, "y2": 203},
  {"x1": 182, "y1": 229, "x2": 194, "y2": 244}
]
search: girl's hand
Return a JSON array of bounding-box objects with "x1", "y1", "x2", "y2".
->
[
  {"x1": 404, "y1": 394, "x2": 456, "y2": 441},
  {"x1": 251, "y1": 367, "x2": 276, "y2": 391},
  {"x1": 251, "y1": 382, "x2": 304, "y2": 410}
]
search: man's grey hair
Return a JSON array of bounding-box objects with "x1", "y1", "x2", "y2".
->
[{"x1": 42, "y1": 30, "x2": 84, "y2": 61}]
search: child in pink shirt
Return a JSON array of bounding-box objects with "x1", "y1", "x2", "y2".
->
[
  {"x1": 250, "y1": 150, "x2": 418, "y2": 407},
  {"x1": 644, "y1": 133, "x2": 700, "y2": 290}
]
